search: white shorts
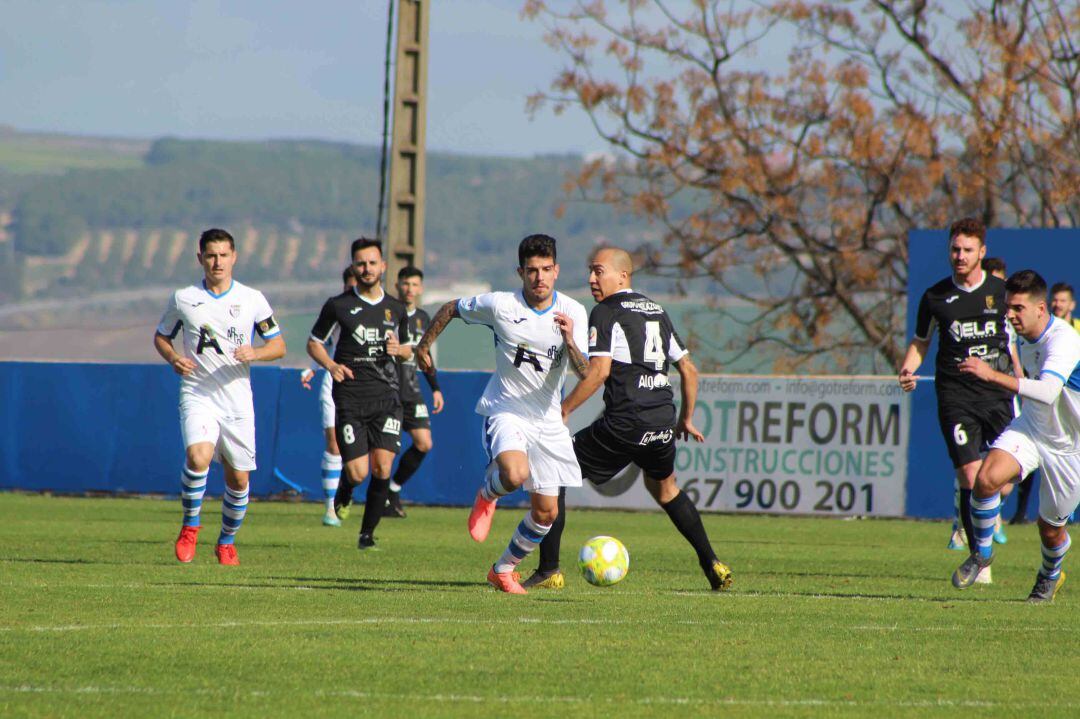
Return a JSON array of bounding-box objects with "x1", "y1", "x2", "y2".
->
[
  {"x1": 992, "y1": 427, "x2": 1080, "y2": 526},
  {"x1": 180, "y1": 400, "x2": 257, "y2": 472},
  {"x1": 319, "y1": 370, "x2": 335, "y2": 430},
  {"x1": 481, "y1": 412, "x2": 582, "y2": 497}
]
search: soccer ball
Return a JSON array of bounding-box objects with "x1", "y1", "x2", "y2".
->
[{"x1": 578, "y1": 535, "x2": 629, "y2": 587}]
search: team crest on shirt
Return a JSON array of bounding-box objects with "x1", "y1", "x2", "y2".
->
[
  {"x1": 986, "y1": 296, "x2": 995, "y2": 310},
  {"x1": 229, "y1": 304, "x2": 241, "y2": 318},
  {"x1": 385, "y1": 309, "x2": 393, "y2": 322}
]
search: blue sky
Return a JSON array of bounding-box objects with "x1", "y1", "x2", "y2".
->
[{"x1": 0, "y1": 0, "x2": 605, "y2": 156}]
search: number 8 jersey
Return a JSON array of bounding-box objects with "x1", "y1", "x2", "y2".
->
[{"x1": 588, "y1": 289, "x2": 688, "y2": 432}]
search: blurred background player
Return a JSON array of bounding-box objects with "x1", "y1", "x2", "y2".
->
[
  {"x1": 416, "y1": 234, "x2": 589, "y2": 594},
  {"x1": 899, "y1": 218, "x2": 1018, "y2": 585},
  {"x1": 1049, "y1": 282, "x2": 1080, "y2": 333},
  {"x1": 300, "y1": 266, "x2": 357, "y2": 527},
  {"x1": 526, "y1": 246, "x2": 732, "y2": 592},
  {"x1": 155, "y1": 228, "x2": 286, "y2": 566},
  {"x1": 307, "y1": 239, "x2": 411, "y2": 550},
  {"x1": 384, "y1": 266, "x2": 445, "y2": 518},
  {"x1": 953, "y1": 270, "x2": 1080, "y2": 602}
]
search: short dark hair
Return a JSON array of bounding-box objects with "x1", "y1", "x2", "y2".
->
[
  {"x1": 1006, "y1": 270, "x2": 1047, "y2": 300},
  {"x1": 351, "y1": 237, "x2": 382, "y2": 257},
  {"x1": 342, "y1": 266, "x2": 355, "y2": 285},
  {"x1": 982, "y1": 257, "x2": 1006, "y2": 275},
  {"x1": 948, "y1": 217, "x2": 986, "y2": 245},
  {"x1": 518, "y1": 234, "x2": 557, "y2": 267},
  {"x1": 1051, "y1": 282, "x2": 1075, "y2": 300},
  {"x1": 398, "y1": 265, "x2": 424, "y2": 282},
  {"x1": 199, "y1": 228, "x2": 234, "y2": 253}
]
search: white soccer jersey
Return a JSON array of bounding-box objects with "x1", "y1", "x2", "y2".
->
[
  {"x1": 157, "y1": 280, "x2": 280, "y2": 416},
  {"x1": 1014, "y1": 316, "x2": 1080, "y2": 454},
  {"x1": 458, "y1": 290, "x2": 588, "y2": 422}
]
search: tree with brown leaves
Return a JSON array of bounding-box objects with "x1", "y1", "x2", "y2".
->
[{"x1": 524, "y1": 0, "x2": 1080, "y2": 372}]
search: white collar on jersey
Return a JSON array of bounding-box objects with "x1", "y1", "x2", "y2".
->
[
  {"x1": 951, "y1": 269, "x2": 986, "y2": 293},
  {"x1": 612, "y1": 288, "x2": 634, "y2": 295},
  {"x1": 517, "y1": 288, "x2": 558, "y2": 315},
  {"x1": 353, "y1": 286, "x2": 385, "y2": 305}
]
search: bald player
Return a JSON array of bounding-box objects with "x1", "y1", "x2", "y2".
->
[{"x1": 524, "y1": 246, "x2": 733, "y2": 591}]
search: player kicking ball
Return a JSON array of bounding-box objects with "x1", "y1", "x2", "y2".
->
[
  {"x1": 416, "y1": 234, "x2": 589, "y2": 594},
  {"x1": 528, "y1": 246, "x2": 732, "y2": 592},
  {"x1": 952, "y1": 270, "x2": 1080, "y2": 603},
  {"x1": 155, "y1": 228, "x2": 286, "y2": 565}
]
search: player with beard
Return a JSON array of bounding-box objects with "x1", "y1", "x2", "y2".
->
[
  {"x1": 899, "y1": 218, "x2": 1018, "y2": 586},
  {"x1": 526, "y1": 246, "x2": 733, "y2": 592},
  {"x1": 416, "y1": 234, "x2": 589, "y2": 594},
  {"x1": 307, "y1": 239, "x2": 411, "y2": 550}
]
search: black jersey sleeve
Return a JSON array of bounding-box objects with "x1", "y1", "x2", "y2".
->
[
  {"x1": 588, "y1": 302, "x2": 616, "y2": 356},
  {"x1": 914, "y1": 290, "x2": 934, "y2": 342},
  {"x1": 397, "y1": 305, "x2": 410, "y2": 344},
  {"x1": 310, "y1": 298, "x2": 338, "y2": 343}
]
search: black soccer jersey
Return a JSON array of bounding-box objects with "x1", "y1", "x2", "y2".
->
[
  {"x1": 914, "y1": 273, "x2": 1013, "y2": 402},
  {"x1": 398, "y1": 307, "x2": 436, "y2": 404},
  {"x1": 587, "y1": 290, "x2": 688, "y2": 431},
  {"x1": 310, "y1": 288, "x2": 410, "y2": 401}
]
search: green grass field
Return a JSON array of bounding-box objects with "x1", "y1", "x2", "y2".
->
[{"x1": 1, "y1": 494, "x2": 1078, "y2": 718}]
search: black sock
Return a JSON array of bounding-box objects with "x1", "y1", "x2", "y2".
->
[
  {"x1": 361, "y1": 477, "x2": 391, "y2": 536},
  {"x1": 959, "y1": 488, "x2": 977, "y2": 552},
  {"x1": 537, "y1": 487, "x2": 566, "y2": 572},
  {"x1": 662, "y1": 491, "x2": 716, "y2": 566},
  {"x1": 393, "y1": 446, "x2": 427, "y2": 487},
  {"x1": 335, "y1": 476, "x2": 354, "y2": 506}
]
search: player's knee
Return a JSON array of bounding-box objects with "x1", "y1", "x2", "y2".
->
[
  {"x1": 184, "y1": 446, "x2": 212, "y2": 472},
  {"x1": 532, "y1": 505, "x2": 558, "y2": 525},
  {"x1": 1038, "y1": 519, "x2": 1067, "y2": 547},
  {"x1": 645, "y1": 475, "x2": 678, "y2": 504},
  {"x1": 326, "y1": 436, "x2": 340, "y2": 455},
  {"x1": 413, "y1": 436, "x2": 432, "y2": 453},
  {"x1": 499, "y1": 466, "x2": 528, "y2": 489}
]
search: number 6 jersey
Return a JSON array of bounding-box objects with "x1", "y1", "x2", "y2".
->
[
  {"x1": 587, "y1": 289, "x2": 688, "y2": 432},
  {"x1": 457, "y1": 290, "x2": 588, "y2": 423}
]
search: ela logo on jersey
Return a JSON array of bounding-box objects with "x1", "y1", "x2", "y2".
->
[{"x1": 948, "y1": 319, "x2": 998, "y2": 341}]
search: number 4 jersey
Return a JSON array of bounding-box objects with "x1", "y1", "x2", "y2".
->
[
  {"x1": 156, "y1": 280, "x2": 280, "y2": 416},
  {"x1": 588, "y1": 289, "x2": 688, "y2": 432},
  {"x1": 457, "y1": 290, "x2": 588, "y2": 423}
]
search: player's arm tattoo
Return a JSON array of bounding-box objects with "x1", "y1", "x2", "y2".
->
[
  {"x1": 415, "y1": 300, "x2": 459, "y2": 355},
  {"x1": 565, "y1": 339, "x2": 589, "y2": 379}
]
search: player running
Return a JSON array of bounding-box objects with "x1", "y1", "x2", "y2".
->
[
  {"x1": 952, "y1": 270, "x2": 1080, "y2": 602},
  {"x1": 307, "y1": 238, "x2": 411, "y2": 550},
  {"x1": 155, "y1": 228, "x2": 286, "y2": 566},
  {"x1": 526, "y1": 246, "x2": 733, "y2": 592},
  {"x1": 384, "y1": 266, "x2": 445, "y2": 518},
  {"x1": 300, "y1": 266, "x2": 357, "y2": 527},
  {"x1": 898, "y1": 217, "x2": 1020, "y2": 585},
  {"x1": 415, "y1": 234, "x2": 589, "y2": 594}
]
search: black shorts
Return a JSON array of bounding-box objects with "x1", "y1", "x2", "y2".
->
[
  {"x1": 401, "y1": 400, "x2": 431, "y2": 432},
  {"x1": 333, "y1": 391, "x2": 403, "y2": 462},
  {"x1": 574, "y1": 418, "x2": 676, "y2": 485},
  {"x1": 937, "y1": 397, "x2": 1015, "y2": 468}
]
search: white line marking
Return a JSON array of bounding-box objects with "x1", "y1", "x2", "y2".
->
[
  {"x1": 1, "y1": 615, "x2": 1075, "y2": 634},
  {"x1": 0, "y1": 685, "x2": 1076, "y2": 709}
]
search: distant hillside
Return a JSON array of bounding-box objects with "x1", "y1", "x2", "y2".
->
[{"x1": 2, "y1": 131, "x2": 661, "y2": 299}]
